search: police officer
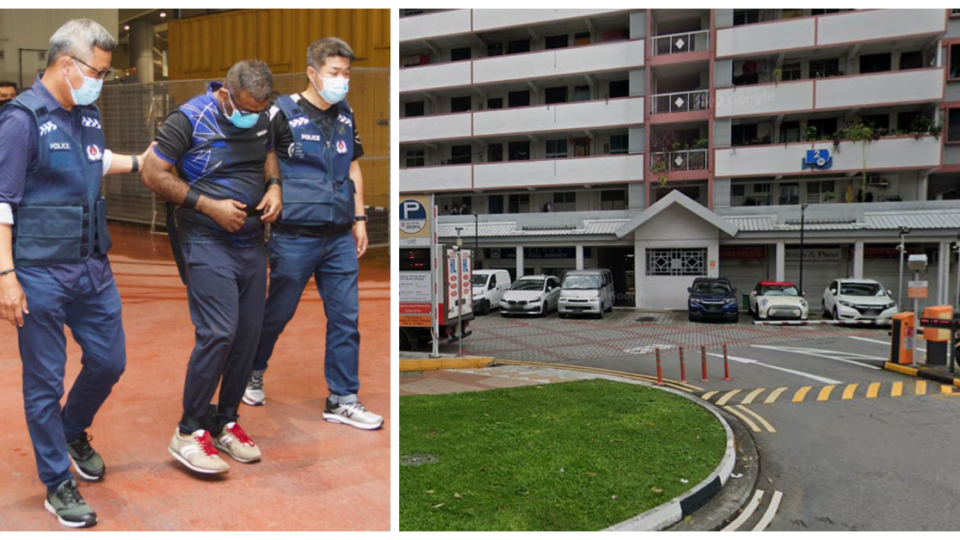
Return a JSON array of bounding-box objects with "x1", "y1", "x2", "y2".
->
[
  {"x1": 243, "y1": 38, "x2": 382, "y2": 430},
  {"x1": 0, "y1": 19, "x2": 151, "y2": 528},
  {"x1": 0, "y1": 81, "x2": 18, "y2": 107},
  {"x1": 141, "y1": 59, "x2": 281, "y2": 475}
]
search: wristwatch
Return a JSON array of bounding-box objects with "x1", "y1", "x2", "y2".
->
[
  {"x1": 266, "y1": 177, "x2": 281, "y2": 188},
  {"x1": 354, "y1": 216, "x2": 368, "y2": 222}
]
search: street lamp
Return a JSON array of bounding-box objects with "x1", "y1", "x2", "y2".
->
[
  {"x1": 799, "y1": 204, "x2": 808, "y2": 295},
  {"x1": 897, "y1": 226, "x2": 911, "y2": 310}
]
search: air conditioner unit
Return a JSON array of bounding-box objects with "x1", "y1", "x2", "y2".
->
[{"x1": 867, "y1": 174, "x2": 888, "y2": 187}]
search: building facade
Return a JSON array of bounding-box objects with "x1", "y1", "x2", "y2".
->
[{"x1": 399, "y1": 8, "x2": 960, "y2": 310}]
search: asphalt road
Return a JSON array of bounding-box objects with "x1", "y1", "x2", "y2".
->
[{"x1": 442, "y1": 309, "x2": 960, "y2": 530}]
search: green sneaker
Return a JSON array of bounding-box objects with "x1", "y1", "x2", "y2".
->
[
  {"x1": 44, "y1": 479, "x2": 97, "y2": 528},
  {"x1": 66, "y1": 433, "x2": 105, "y2": 481}
]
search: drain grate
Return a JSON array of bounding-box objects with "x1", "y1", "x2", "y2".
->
[{"x1": 634, "y1": 316, "x2": 656, "y2": 323}]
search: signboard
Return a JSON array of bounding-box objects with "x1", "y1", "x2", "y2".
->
[
  {"x1": 399, "y1": 195, "x2": 433, "y2": 246},
  {"x1": 720, "y1": 246, "x2": 766, "y2": 260},
  {"x1": 785, "y1": 248, "x2": 841, "y2": 262},
  {"x1": 399, "y1": 272, "x2": 431, "y2": 302},
  {"x1": 447, "y1": 249, "x2": 460, "y2": 321},
  {"x1": 908, "y1": 280, "x2": 929, "y2": 299},
  {"x1": 399, "y1": 302, "x2": 432, "y2": 327},
  {"x1": 802, "y1": 148, "x2": 832, "y2": 170}
]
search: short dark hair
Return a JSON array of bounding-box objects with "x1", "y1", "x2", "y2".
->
[
  {"x1": 307, "y1": 37, "x2": 356, "y2": 71},
  {"x1": 0, "y1": 81, "x2": 16, "y2": 92},
  {"x1": 224, "y1": 59, "x2": 273, "y2": 103}
]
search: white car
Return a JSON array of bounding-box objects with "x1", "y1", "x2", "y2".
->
[
  {"x1": 472, "y1": 269, "x2": 511, "y2": 315},
  {"x1": 822, "y1": 279, "x2": 898, "y2": 323},
  {"x1": 499, "y1": 275, "x2": 561, "y2": 317},
  {"x1": 749, "y1": 281, "x2": 808, "y2": 320}
]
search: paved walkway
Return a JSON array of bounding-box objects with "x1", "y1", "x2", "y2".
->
[{"x1": 400, "y1": 364, "x2": 649, "y2": 396}]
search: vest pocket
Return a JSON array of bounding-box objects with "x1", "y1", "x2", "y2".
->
[
  {"x1": 15, "y1": 205, "x2": 84, "y2": 263},
  {"x1": 281, "y1": 176, "x2": 355, "y2": 227}
]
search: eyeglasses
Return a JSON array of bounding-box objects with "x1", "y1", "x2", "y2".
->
[{"x1": 72, "y1": 57, "x2": 113, "y2": 81}]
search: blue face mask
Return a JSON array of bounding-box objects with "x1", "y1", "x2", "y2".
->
[
  {"x1": 66, "y1": 59, "x2": 103, "y2": 106},
  {"x1": 313, "y1": 75, "x2": 349, "y2": 105},
  {"x1": 225, "y1": 90, "x2": 261, "y2": 130}
]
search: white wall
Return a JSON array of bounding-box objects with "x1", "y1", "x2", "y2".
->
[
  {"x1": 0, "y1": 9, "x2": 119, "y2": 85},
  {"x1": 399, "y1": 9, "x2": 471, "y2": 43}
]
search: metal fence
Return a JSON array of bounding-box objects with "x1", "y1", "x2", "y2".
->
[
  {"x1": 651, "y1": 149, "x2": 709, "y2": 171},
  {"x1": 98, "y1": 69, "x2": 390, "y2": 247},
  {"x1": 651, "y1": 30, "x2": 710, "y2": 56},
  {"x1": 651, "y1": 90, "x2": 709, "y2": 115}
]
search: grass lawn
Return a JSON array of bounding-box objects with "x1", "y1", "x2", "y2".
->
[{"x1": 400, "y1": 378, "x2": 727, "y2": 531}]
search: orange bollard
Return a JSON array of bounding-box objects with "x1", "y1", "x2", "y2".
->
[
  {"x1": 700, "y1": 345, "x2": 708, "y2": 382},
  {"x1": 655, "y1": 348, "x2": 664, "y2": 386},
  {"x1": 678, "y1": 346, "x2": 687, "y2": 384},
  {"x1": 722, "y1": 343, "x2": 731, "y2": 381}
]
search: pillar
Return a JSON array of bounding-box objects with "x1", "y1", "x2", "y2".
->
[
  {"x1": 130, "y1": 19, "x2": 155, "y2": 83},
  {"x1": 940, "y1": 241, "x2": 951, "y2": 305},
  {"x1": 576, "y1": 245, "x2": 584, "y2": 270},
  {"x1": 775, "y1": 242, "x2": 785, "y2": 282},
  {"x1": 516, "y1": 245, "x2": 524, "y2": 278},
  {"x1": 853, "y1": 241, "x2": 864, "y2": 279}
]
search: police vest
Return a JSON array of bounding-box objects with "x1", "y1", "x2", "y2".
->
[
  {"x1": 9, "y1": 91, "x2": 111, "y2": 266},
  {"x1": 275, "y1": 94, "x2": 355, "y2": 229}
]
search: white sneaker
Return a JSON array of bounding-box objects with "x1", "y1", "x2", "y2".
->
[
  {"x1": 168, "y1": 429, "x2": 230, "y2": 474},
  {"x1": 213, "y1": 422, "x2": 262, "y2": 463},
  {"x1": 323, "y1": 399, "x2": 384, "y2": 430},
  {"x1": 243, "y1": 373, "x2": 265, "y2": 406}
]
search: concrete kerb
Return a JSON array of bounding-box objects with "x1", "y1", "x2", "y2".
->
[
  {"x1": 399, "y1": 356, "x2": 495, "y2": 372},
  {"x1": 883, "y1": 362, "x2": 960, "y2": 388}
]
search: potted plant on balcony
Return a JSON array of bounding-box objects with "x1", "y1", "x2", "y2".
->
[
  {"x1": 806, "y1": 125, "x2": 819, "y2": 142},
  {"x1": 837, "y1": 118, "x2": 881, "y2": 199}
]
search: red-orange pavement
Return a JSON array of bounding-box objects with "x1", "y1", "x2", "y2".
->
[{"x1": 0, "y1": 224, "x2": 390, "y2": 531}]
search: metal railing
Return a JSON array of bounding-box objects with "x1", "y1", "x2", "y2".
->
[
  {"x1": 97, "y1": 69, "x2": 390, "y2": 247},
  {"x1": 651, "y1": 149, "x2": 709, "y2": 171},
  {"x1": 651, "y1": 30, "x2": 710, "y2": 56},
  {"x1": 651, "y1": 90, "x2": 709, "y2": 114}
]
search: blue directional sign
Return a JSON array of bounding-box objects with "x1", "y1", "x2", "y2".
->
[{"x1": 802, "y1": 149, "x2": 832, "y2": 170}]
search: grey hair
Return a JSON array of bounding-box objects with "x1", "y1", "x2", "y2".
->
[
  {"x1": 224, "y1": 59, "x2": 273, "y2": 103},
  {"x1": 47, "y1": 19, "x2": 117, "y2": 66},
  {"x1": 307, "y1": 37, "x2": 356, "y2": 71}
]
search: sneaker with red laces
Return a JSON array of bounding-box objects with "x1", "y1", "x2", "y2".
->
[
  {"x1": 213, "y1": 422, "x2": 262, "y2": 463},
  {"x1": 168, "y1": 429, "x2": 230, "y2": 474}
]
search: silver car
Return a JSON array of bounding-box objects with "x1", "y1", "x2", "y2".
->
[
  {"x1": 559, "y1": 269, "x2": 615, "y2": 318},
  {"x1": 499, "y1": 275, "x2": 561, "y2": 317}
]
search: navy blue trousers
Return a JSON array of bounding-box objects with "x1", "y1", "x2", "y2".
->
[
  {"x1": 16, "y1": 265, "x2": 126, "y2": 489},
  {"x1": 179, "y1": 241, "x2": 266, "y2": 433},
  {"x1": 252, "y1": 229, "x2": 360, "y2": 401}
]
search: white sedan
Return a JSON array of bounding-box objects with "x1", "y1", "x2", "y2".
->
[
  {"x1": 822, "y1": 279, "x2": 898, "y2": 322},
  {"x1": 749, "y1": 281, "x2": 808, "y2": 320},
  {"x1": 499, "y1": 275, "x2": 561, "y2": 317}
]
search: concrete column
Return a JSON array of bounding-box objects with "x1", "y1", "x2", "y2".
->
[
  {"x1": 853, "y1": 241, "x2": 865, "y2": 279},
  {"x1": 775, "y1": 242, "x2": 786, "y2": 282},
  {"x1": 516, "y1": 246, "x2": 524, "y2": 278},
  {"x1": 940, "y1": 241, "x2": 951, "y2": 305},
  {"x1": 635, "y1": 243, "x2": 645, "y2": 309},
  {"x1": 576, "y1": 245, "x2": 584, "y2": 270},
  {"x1": 130, "y1": 19, "x2": 155, "y2": 83}
]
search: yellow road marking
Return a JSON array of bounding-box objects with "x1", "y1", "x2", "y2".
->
[
  {"x1": 736, "y1": 405, "x2": 777, "y2": 433},
  {"x1": 841, "y1": 383, "x2": 858, "y2": 400},
  {"x1": 702, "y1": 390, "x2": 719, "y2": 401},
  {"x1": 866, "y1": 382, "x2": 881, "y2": 399},
  {"x1": 723, "y1": 405, "x2": 761, "y2": 432},
  {"x1": 942, "y1": 385, "x2": 954, "y2": 395},
  {"x1": 741, "y1": 388, "x2": 766, "y2": 405},
  {"x1": 764, "y1": 387, "x2": 788, "y2": 404},
  {"x1": 817, "y1": 385, "x2": 835, "y2": 402},
  {"x1": 792, "y1": 386, "x2": 813, "y2": 403},
  {"x1": 891, "y1": 382, "x2": 903, "y2": 398},
  {"x1": 716, "y1": 389, "x2": 743, "y2": 406},
  {"x1": 915, "y1": 380, "x2": 927, "y2": 396}
]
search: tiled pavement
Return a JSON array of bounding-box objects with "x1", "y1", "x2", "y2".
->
[{"x1": 400, "y1": 364, "x2": 649, "y2": 396}]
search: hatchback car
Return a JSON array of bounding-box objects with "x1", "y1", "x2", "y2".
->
[
  {"x1": 499, "y1": 275, "x2": 561, "y2": 317},
  {"x1": 822, "y1": 279, "x2": 897, "y2": 323},
  {"x1": 749, "y1": 281, "x2": 808, "y2": 320},
  {"x1": 688, "y1": 277, "x2": 739, "y2": 323}
]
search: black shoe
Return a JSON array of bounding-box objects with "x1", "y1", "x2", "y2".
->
[
  {"x1": 66, "y1": 433, "x2": 105, "y2": 481},
  {"x1": 44, "y1": 479, "x2": 97, "y2": 528}
]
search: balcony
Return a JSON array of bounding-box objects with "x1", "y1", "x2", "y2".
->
[
  {"x1": 651, "y1": 149, "x2": 709, "y2": 172},
  {"x1": 472, "y1": 9, "x2": 627, "y2": 32},
  {"x1": 717, "y1": 9, "x2": 946, "y2": 58},
  {"x1": 651, "y1": 30, "x2": 710, "y2": 56},
  {"x1": 399, "y1": 9, "x2": 471, "y2": 43},
  {"x1": 714, "y1": 136, "x2": 941, "y2": 178},
  {"x1": 715, "y1": 68, "x2": 944, "y2": 118},
  {"x1": 399, "y1": 61, "x2": 472, "y2": 93},
  {"x1": 650, "y1": 90, "x2": 709, "y2": 115},
  {"x1": 399, "y1": 154, "x2": 644, "y2": 193}
]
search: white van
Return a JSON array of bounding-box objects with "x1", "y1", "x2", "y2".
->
[
  {"x1": 472, "y1": 269, "x2": 512, "y2": 315},
  {"x1": 559, "y1": 269, "x2": 615, "y2": 318}
]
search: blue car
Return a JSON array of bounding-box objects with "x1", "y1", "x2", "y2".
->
[{"x1": 687, "y1": 277, "x2": 739, "y2": 323}]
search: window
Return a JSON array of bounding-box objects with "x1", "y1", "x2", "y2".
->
[
  {"x1": 574, "y1": 32, "x2": 591, "y2": 46},
  {"x1": 900, "y1": 51, "x2": 923, "y2": 71},
  {"x1": 646, "y1": 248, "x2": 707, "y2": 276},
  {"x1": 731, "y1": 184, "x2": 745, "y2": 197},
  {"x1": 861, "y1": 114, "x2": 889, "y2": 131},
  {"x1": 807, "y1": 117, "x2": 838, "y2": 140},
  {"x1": 897, "y1": 111, "x2": 921, "y2": 132},
  {"x1": 781, "y1": 62, "x2": 801, "y2": 81},
  {"x1": 508, "y1": 194, "x2": 530, "y2": 213},
  {"x1": 545, "y1": 35, "x2": 569, "y2": 50},
  {"x1": 809, "y1": 58, "x2": 840, "y2": 78},
  {"x1": 948, "y1": 109, "x2": 960, "y2": 143},
  {"x1": 732, "y1": 123, "x2": 759, "y2": 146},
  {"x1": 487, "y1": 43, "x2": 503, "y2": 57},
  {"x1": 488, "y1": 143, "x2": 503, "y2": 163},
  {"x1": 553, "y1": 192, "x2": 576, "y2": 211},
  {"x1": 778, "y1": 183, "x2": 800, "y2": 205},
  {"x1": 508, "y1": 90, "x2": 530, "y2": 108},
  {"x1": 488, "y1": 97, "x2": 503, "y2": 110},
  {"x1": 733, "y1": 10, "x2": 760, "y2": 26},
  {"x1": 601, "y1": 190, "x2": 627, "y2": 210},
  {"x1": 451, "y1": 96, "x2": 472, "y2": 113},
  {"x1": 572, "y1": 85, "x2": 591, "y2": 101},
  {"x1": 545, "y1": 86, "x2": 568, "y2": 104},
  {"x1": 546, "y1": 139, "x2": 568, "y2": 159},
  {"x1": 507, "y1": 39, "x2": 530, "y2": 54},
  {"x1": 508, "y1": 140, "x2": 530, "y2": 161},
  {"x1": 609, "y1": 80, "x2": 629, "y2": 98},
  {"x1": 488, "y1": 195, "x2": 504, "y2": 214},
  {"x1": 806, "y1": 180, "x2": 836, "y2": 204},
  {"x1": 952, "y1": 44, "x2": 960, "y2": 79},
  {"x1": 405, "y1": 101, "x2": 425, "y2": 117},
  {"x1": 450, "y1": 145, "x2": 472, "y2": 164},
  {"x1": 810, "y1": 9, "x2": 841, "y2": 15},
  {"x1": 405, "y1": 149, "x2": 425, "y2": 168},
  {"x1": 859, "y1": 53, "x2": 891, "y2": 74},
  {"x1": 451, "y1": 47, "x2": 472, "y2": 62},
  {"x1": 609, "y1": 134, "x2": 629, "y2": 155},
  {"x1": 780, "y1": 121, "x2": 801, "y2": 143}
]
